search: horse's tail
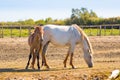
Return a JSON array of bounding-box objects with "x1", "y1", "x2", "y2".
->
[{"x1": 72, "y1": 24, "x2": 93, "y2": 54}]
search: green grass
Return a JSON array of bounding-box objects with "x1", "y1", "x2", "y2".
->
[
  {"x1": 84, "y1": 28, "x2": 120, "y2": 36},
  {"x1": 0, "y1": 28, "x2": 34, "y2": 37},
  {"x1": 0, "y1": 28, "x2": 120, "y2": 37}
]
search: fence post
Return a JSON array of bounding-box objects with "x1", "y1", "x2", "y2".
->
[
  {"x1": 10, "y1": 26, "x2": 13, "y2": 38},
  {"x1": 2, "y1": 26, "x2": 4, "y2": 38},
  {"x1": 119, "y1": 26, "x2": 120, "y2": 36},
  {"x1": 89, "y1": 26, "x2": 92, "y2": 36},
  {"x1": 99, "y1": 25, "x2": 102, "y2": 36},
  {"x1": 81, "y1": 26, "x2": 84, "y2": 29},
  {"x1": 28, "y1": 26, "x2": 31, "y2": 36},
  {"x1": 104, "y1": 26, "x2": 106, "y2": 36},
  {"x1": 111, "y1": 26, "x2": 113, "y2": 35},
  {"x1": 97, "y1": 26, "x2": 99, "y2": 36},
  {"x1": 19, "y1": 26, "x2": 22, "y2": 37},
  {"x1": 0, "y1": 27, "x2": 1, "y2": 38}
]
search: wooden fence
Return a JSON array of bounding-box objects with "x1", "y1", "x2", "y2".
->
[
  {"x1": 0, "y1": 25, "x2": 32, "y2": 38},
  {"x1": 0, "y1": 24, "x2": 120, "y2": 38},
  {"x1": 81, "y1": 24, "x2": 120, "y2": 36}
]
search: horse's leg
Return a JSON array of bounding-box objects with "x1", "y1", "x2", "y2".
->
[
  {"x1": 30, "y1": 51, "x2": 36, "y2": 70},
  {"x1": 63, "y1": 49, "x2": 70, "y2": 68},
  {"x1": 69, "y1": 44, "x2": 75, "y2": 69},
  {"x1": 36, "y1": 49, "x2": 40, "y2": 70},
  {"x1": 25, "y1": 48, "x2": 33, "y2": 69},
  {"x1": 70, "y1": 52, "x2": 74, "y2": 69},
  {"x1": 25, "y1": 53, "x2": 32, "y2": 69},
  {"x1": 42, "y1": 41, "x2": 50, "y2": 69}
]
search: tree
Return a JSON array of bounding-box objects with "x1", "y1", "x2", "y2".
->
[
  {"x1": 70, "y1": 8, "x2": 99, "y2": 25},
  {"x1": 45, "y1": 17, "x2": 53, "y2": 24},
  {"x1": 90, "y1": 10, "x2": 98, "y2": 18},
  {"x1": 0, "y1": 22, "x2": 6, "y2": 25},
  {"x1": 35, "y1": 19, "x2": 45, "y2": 25},
  {"x1": 24, "y1": 19, "x2": 35, "y2": 25},
  {"x1": 53, "y1": 19, "x2": 65, "y2": 25}
]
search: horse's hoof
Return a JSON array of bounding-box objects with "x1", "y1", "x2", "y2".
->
[
  {"x1": 38, "y1": 68, "x2": 40, "y2": 70},
  {"x1": 45, "y1": 64, "x2": 50, "y2": 69},
  {"x1": 31, "y1": 66, "x2": 35, "y2": 70},
  {"x1": 46, "y1": 66, "x2": 50, "y2": 69},
  {"x1": 64, "y1": 64, "x2": 66, "y2": 68},
  {"x1": 30, "y1": 65, "x2": 35, "y2": 70},
  {"x1": 72, "y1": 66, "x2": 75, "y2": 69},
  {"x1": 38, "y1": 66, "x2": 40, "y2": 69},
  {"x1": 25, "y1": 67, "x2": 28, "y2": 69}
]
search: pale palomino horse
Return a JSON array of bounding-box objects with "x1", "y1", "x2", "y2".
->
[
  {"x1": 32, "y1": 24, "x2": 93, "y2": 69},
  {"x1": 25, "y1": 26, "x2": 44, "y2": 70}
]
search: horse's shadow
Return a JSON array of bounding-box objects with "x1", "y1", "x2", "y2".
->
[
  {"x1": 0, "y1": 68, "x2": 41, "y2": 72},
  {"x1": 0, "y1": 67, "x2": 83, "y2": 73}
]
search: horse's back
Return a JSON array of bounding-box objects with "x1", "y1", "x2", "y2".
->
[
  {"x1": 43, "y1": 25, "x2": 80, "y2": 46},
  {"x1": 44, "y1": 25, "x2": 71, "y2": 32}
]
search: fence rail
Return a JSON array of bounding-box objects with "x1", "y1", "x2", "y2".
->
[
  {"x1": 0, "y1": 25, "x2": 120, "y2": 38},
  {"x1": 0, "y1": 25, "x2": 33, "y2": 38}
]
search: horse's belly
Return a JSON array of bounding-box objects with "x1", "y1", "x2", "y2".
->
[{"x1": 51, "y1": 34, "x2": 70, "y2": 46}]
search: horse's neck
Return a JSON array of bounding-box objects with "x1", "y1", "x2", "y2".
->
[
  {"x1": 82, "y1": 37, "x2": 89, "y2": 49},
  {"x1": 82, "y1": 36, "x2": 92, "y2": 53},
  {"x1": 33, "y1": 35, "x2": 39, "y2": 43}
]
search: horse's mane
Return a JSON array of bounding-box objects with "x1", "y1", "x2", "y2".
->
[{"x1": 72, "y1": 24, "x2": 93, "y2": 54}]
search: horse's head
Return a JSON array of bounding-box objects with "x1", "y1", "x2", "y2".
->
[
  {"x1": 82, "y1": 37, "x2": 93, "y2": 68},
  {"x1": 34, "y1": 26, "x2": 44, "y2": 42},
  {"x1": 83, "y1": 48, "x2": 93, "y2": 68}
]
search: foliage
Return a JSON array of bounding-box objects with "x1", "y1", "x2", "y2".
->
[
  {"x1": 0, "y1": 8, "x2": 120, "y2": 26},
  {"x1": 70, "y1": 8, "x2": 99, "y2": 25},
  {"x1": 35, "y1": 19, "x2": 45, "y2": 25}
]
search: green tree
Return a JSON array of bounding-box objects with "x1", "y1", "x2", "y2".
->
[
  {"x1": 70, "y1": 8, "x2": 99, "y2": 25},
  {"x1": 24, "y1": 19, "x2": 35, "y2": 25},
  {"x1": 0, "y1": 22, "x2": 6, "y2": 25},
  {"x1": 35, "y1": 19, "x2": 45, "y2": 25},
  {"x1": 45, "y1": 17, "x2": 53, "y2": 24},
  {"x1": 53, "y1": 19, "x2": 65, "y2": 25},
  {"x1": 64, "y1": 18, "x2": 72, "y2": 25},
  {"x1": 17, "y1": 20, "x2": 25, "y2": 25}
]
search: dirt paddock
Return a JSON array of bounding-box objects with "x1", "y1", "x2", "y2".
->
[{"x1": 0, "y1": 36, "x2": 120, "y2": 80}]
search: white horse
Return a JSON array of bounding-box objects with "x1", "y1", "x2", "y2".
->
[{"x1": 41, "y1": 24, "x2": 93, "y2": 68}]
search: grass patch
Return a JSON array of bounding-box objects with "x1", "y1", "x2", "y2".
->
[
  {"x1": 0, "y1": 28, "x2": 34, "y2": 37},
  {"x1": 0, "y1": 28, "x2": 120, "y2": 37},
  {"x1": 84, "y1": 28, "x2": 120, "y2": 36}
]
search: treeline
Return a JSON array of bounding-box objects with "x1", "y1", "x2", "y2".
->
[{"x1": 0, "y1": 8, "x2": 120, "y2": 26}]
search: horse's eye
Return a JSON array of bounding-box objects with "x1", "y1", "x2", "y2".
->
[{"x1": 40, "y1": 38, "x2": 43, "y2": 41}]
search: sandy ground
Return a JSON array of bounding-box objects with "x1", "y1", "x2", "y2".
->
[{"x1": 0, "y1": 36, "x2": 120, "y2": 80}]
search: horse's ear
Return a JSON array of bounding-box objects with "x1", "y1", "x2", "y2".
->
[
  {"x1": 34, "y1": 27, "x2": 38, "y2": 33},
  {"x1": 34, "y1": 26, "x2": 37, "y2": 29}
]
